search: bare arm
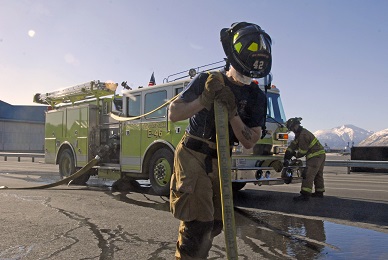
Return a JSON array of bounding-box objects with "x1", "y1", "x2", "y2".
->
[
  {"x1": 169, "y1": 97, "x2": 205, "y2": 122},
  {"x1": 229, "y1": 115, "x2": 262, "y2": 149}
]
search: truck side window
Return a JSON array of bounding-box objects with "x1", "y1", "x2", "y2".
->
[
  {"x1": 266, "y1": 93, "x2": 286, "y2": 123},
  {"x1": 127, "y1": 94, "x2": 141, "y2": 117},
  {"x1": 145, "y1": 90, "x2": 167, "y2": 119},
  {"x1": 175, "y1": 87, "x2": 183, "y2": 95}
]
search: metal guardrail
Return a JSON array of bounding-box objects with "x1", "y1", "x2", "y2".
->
[
  {"x1": 0, "y1": 152, "x2": 45, "y2": 162},
  {"x1": 325, "y1": 160, "x2": 388, "y2": 174},
  {"x1": 1, "y1": 153, "x2": 387, "y2": 173}
]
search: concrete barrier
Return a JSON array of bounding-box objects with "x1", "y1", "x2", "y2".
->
[{"x1": 350, "y1": 146, "x2": 388, "y2": 172}]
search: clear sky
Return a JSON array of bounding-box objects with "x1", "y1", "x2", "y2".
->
[{"x1": 1, "y1": 0, "x2": 387, "y2": 133}]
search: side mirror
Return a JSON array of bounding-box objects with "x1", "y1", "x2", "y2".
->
[{"x1": 263, "y1": 73, "x2": 273, "y2": 89}]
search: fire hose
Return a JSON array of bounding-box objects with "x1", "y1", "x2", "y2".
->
[
  {"x1": 0, "y1": 156, "x2": 100, "y2": 190},
  {"x1": 214, "y1": 100, "x2": 238, "y2": 260},
  {"x1": 0, "y1": 93, "x2": 179, "y2": 189}
]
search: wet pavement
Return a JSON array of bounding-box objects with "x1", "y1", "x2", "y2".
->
[
  {"x1": 1, "y1": 158, "x2": 388, "y2": 259},
  {"x1": 234, "y1": 208, "x2": 388, "y2": 259},
  {"x1": 102, "y1": 178, "x2": 388, "y2": 259}
]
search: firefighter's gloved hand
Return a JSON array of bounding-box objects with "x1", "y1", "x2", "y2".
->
[
  {"x1": 215, "y1": 87, "x2": 237, "y2": 120},
  {"x1": 199, "y1": 73, "x2": 225, "y2": 110}
]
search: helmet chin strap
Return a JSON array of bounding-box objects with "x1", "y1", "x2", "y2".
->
[{"x1": 227, "y1": 66, "x2": 252, "y2": 85}]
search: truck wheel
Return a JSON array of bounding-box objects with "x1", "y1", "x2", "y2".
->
[
  {"x1": 58, "y1": 149, "x2": 90, "y2": 185},
  {"x1": 149, "y1": 148, "x2": 173, "y2": 196},
  {"x1": 232, "y1": 182, "x2": 246, "y2": 192}
]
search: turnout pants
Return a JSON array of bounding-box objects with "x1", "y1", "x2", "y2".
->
[
  {"x1": 170, "y1": 137, "x2": 223, "y2": 260},
  {"x1": 301, "y1": 154, "x2": 326, "y2": 194}
]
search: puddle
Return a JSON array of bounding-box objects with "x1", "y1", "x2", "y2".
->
[
  {"x1": 235, "y1": 208, "x2": 388, "y2": 259},
  {"x1": 322, "y1": 222, "x2": 388, "y2": 259}
]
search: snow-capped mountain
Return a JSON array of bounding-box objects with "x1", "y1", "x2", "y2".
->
[
  {"x1": 313, "y1": 124, "x2": 374, "y2": 149},
  {"x1": 358, "y1": 128, "x2": 388, "y2": 146}
]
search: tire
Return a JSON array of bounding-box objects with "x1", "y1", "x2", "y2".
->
[
  {"x1": 58, "y1": 149, "x2": 90, "y2": 185},
  {"x1": 232, "y1": 182, "x2": 246, "y2": 192},
  {"x1": 148, "y1": 148, "x2": 174, "y2": 196}
]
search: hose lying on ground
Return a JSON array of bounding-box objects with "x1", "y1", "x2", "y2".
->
[{"x1": 0, "y1": 156, "x2": 100, "y2": 190}]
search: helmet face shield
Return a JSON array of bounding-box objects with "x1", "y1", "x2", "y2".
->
[{"x1": 221, "y1": 22, "x2": 272, "y2": 78}]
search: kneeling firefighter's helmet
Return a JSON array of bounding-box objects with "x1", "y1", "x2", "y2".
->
[
  {"x1": 286, "y1": 117, "x2": 302, "y2": 131},
  {"x1": 220, "y1": 22, "x2": 272, "y2": 78}
]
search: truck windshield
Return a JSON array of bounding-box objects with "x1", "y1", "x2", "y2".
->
[{"x1": 266, "y1": 92, "x2": 286, "y2": 123}]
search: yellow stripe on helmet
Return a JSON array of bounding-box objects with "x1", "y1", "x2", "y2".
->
[
  {"x1": 234, "y1": 42, "x2": 242, "y2": 53},
  {"x1": 248, "y1": 42, "x2": 258, "y2": 52}
]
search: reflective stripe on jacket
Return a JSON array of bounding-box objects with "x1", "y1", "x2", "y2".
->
[{"x1": 286, "y1": 128, "x2": 325, "y2": 160}]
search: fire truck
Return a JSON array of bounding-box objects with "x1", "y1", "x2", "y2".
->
[{"x1": 34, "y1": 62, "x2": 299, "y2": 196}]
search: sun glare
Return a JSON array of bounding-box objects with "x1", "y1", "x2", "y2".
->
[{"x1": 28, "y1": 30, "x2": 36, "y2": 37}]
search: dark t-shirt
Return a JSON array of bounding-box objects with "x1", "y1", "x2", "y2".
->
[{"x1": 179, "y1": 72, "x2": 266, "y2": 144}]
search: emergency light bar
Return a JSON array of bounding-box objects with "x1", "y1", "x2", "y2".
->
[
  {"x1": 33, "y1": 80, "x2": 118, "y2": 107},
  {"x1": 276, "y1": 133, "x2": 288, "y2": 140}
]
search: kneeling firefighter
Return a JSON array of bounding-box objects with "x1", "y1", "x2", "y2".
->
[
  {"x1": 168, "y1": 22, "x2": 272, "y2": 259},
  {"x1": 284, "y1": 117, "x2": 326, "y2": 201}
]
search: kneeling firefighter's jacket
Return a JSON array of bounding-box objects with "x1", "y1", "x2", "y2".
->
[{"x1": 285, "y1": 127, "x2": 325, "y2": 160}]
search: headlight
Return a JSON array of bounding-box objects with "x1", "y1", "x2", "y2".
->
[{"x1": 232, "y1": 145, "x2": 243, "y2": 154}]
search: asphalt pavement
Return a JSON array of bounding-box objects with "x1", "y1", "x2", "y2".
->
[{"x1": 1, "y1": 155, "x2": 387, "y2": 259}]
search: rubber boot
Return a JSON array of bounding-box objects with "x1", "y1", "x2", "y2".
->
[
  {"x1": 293, "y1": 192, "x2": 310, "y2": 202},
  {"x1": 311, "y1": 191, "x2": 324, "y2": 198}
]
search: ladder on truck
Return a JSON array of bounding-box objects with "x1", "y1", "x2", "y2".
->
[{"x1": 33, "y1": 80, "x2": 118, "y2": 107}]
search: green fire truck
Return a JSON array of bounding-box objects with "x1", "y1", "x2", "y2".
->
[{"x1": 33, "y1": 63, "x2": 300, "y2": 196}]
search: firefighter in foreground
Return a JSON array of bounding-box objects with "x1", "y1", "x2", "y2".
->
[
  {"x1": 168, "y1": 22, "x2": 272, "y2": 259},
  {"x1": 284, "y1": 117, "x2": 326, "y2": 201}
]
